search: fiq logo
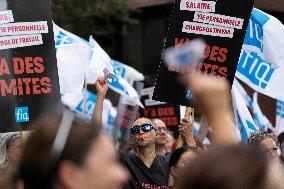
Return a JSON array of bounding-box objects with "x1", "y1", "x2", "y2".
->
[
  {"x1": 237, "y1": 51, "x2": 274, "y2": 89},
  {"x1": 15, "y1": 107, "x2": 30, "y2": 122}
]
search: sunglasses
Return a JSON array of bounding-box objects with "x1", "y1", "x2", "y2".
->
[{"x1": 130, "y1": 124, "x2": 156, "y2": 135}]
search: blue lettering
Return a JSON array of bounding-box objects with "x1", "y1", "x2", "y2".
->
[
  {"x1": 237, "y1": 51, "x2": 274, "y2": 89},
  {"x1": 15, "y1": 107, "x2": 30, "y2": 123},
  {"x1": 244, "y1": 9, "x2": 270, "y2": 52},
  {"x1": 76, "y1": 91, "x2": 97, "y2": 117}
]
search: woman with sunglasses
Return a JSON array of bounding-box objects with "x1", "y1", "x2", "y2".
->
[{"x1": 18, "y1": 77, "x2": 128, "y2": 189}]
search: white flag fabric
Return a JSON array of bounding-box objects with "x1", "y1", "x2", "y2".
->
[
  {"x1": 252, "y1": 92, "x2": 273, "y2": 131},
  {"x1": 61, "y1": 90, "x2": 96, "y2": 119},
  {"x1": 53, "y1": 23, "x2": 90, "y2": 93},
  {"x1": 233, "y1": 79, "x2": 273, "y2": 131},
  {"x1": 236, "y1": 8, "x2": 284, "y2": 101},
  {"x1": 233, "y1": 79, "x2": 252, "y2": 108},
  {"x1": 112, "y1": 61, "x2": 144, "y2": 82},
  {"x1": 61, "y1": 90, "x2": 117, "y2": 129},
  {"x1": 232, "y1": 85, "x2": 259, "y2": 142},
  {"x1": 86, "y1": 36, "x2": 114, "y2": 84},
  {"x1": 276, "y1": 100, "x2": 284, "y2": 135}
]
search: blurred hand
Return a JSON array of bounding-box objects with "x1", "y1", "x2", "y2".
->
[
  {"x1": 95, "y1": 76, "x2": 108, "y2": 97},
  {"x1": 178, "y1": 118, "x2": 193, "y2": 139},
  {"x1": 181, "y1": 71, "x2": 236, "y2": 144},
  {"x1": 181, "y1": 72, "x2": 231, "y2": 119}
]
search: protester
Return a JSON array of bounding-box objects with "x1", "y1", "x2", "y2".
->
[
  {"x1": 92, "y1": 76, "x2": 109, "y2": 127},
  {"x1": 90, "y1": 76, "x2": 198, "y2": 189},
  {"x1": 176, "y1": 145, "x2": 284, "y2": 189},
  {"x1": 248, "y1": 131, "x2": 280, "y2": 161},
  {"x1": 120, "y1": 117, "x2": 169, "y2": 189},
  {"x1": 174, "y1": 72, "x2": 284, "y2": 189},
  {"x1": 19, "y1": 114, "x2": 128, "y2": 189},
  {"x1": 116, "y1": 116, "x2": 197, "y2": 189},
  {"x1": 168, "y1": 146, "x2": 198, "y2": 189},
  {"x1": 18, "y1": 77, "x2": 128, "y2": 189},
  {"x1": 153, "y1": 119, "x2": 169, "y2": 156}
]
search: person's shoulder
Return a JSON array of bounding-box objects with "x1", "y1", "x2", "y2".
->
[
  {"x1": 156, "y1": 154, "x2": 170, "y2": 164},
  {"x1": 119, "y1": 151, "x2": 137, "y2": 160}
]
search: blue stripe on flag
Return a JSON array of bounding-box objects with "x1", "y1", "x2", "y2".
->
[
  {"x1": 276, "y1": 112, "x2": 284, "y2": 119},
  {"x1": 247, "y1": 119, "x2": 257, "y2": 131},
  {"x1": 251, "y1": 9, "x2": 270, "y2": 26},
  {"x1": 55, "y1": 31, "x2": 77, "y2": 46},
  {"x1": 237, "y1": 112, "x2": 249, "y2": 142},
  {"x1": 277, "y1": 104, "x2": 283, "y2": 110}
]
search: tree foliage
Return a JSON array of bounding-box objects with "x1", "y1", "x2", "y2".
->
[{"x1": 52, "y1": 0, "x2": 138, "y2": 39}]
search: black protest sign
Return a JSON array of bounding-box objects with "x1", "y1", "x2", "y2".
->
[
  {"x1": 154, "y1": 0, "x2": 255, "y2": 106},
  {"x1": 140, "y1": 87, "x2": 180, "y2": 136},
  {"x1": 0, "y1": 0, "x2": 61, "y2": 132}
]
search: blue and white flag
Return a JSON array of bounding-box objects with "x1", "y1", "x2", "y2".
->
[
  {"x1": 53, "y1": 23, "x2": 91, "y2": 93},
  {"x1": 232, "y1": 85, "x2": 259, "y2": 142},
  {"x1": 236, "y1": 8, "x2": 284, "y2": 101},
  {"x1": 233, "y1": 80, "x2": 272, "y2": 132},
  {"x1": 276, "y1": 100, "x2": 284, "y2": 135},
  {"x1": 61, "y1": 90, "x2": 96, "y2": 119},
  {"x1": 86, "y1": 36, "x2": 114, "y2": 84},
  {"x1": 113, "y1": 61, "x2": 144, "y2": 82},
  {"x1": 252, "y1": 92, "x2": 273, "y2": 131},
  {"x1": 233, "y1": 79, "x2": 252, "y2": 108},
  {"x1": 108, "y1": 61, "x2": 144, "y2": 108},
  {"x1": 61, "y1": 91, "x2": 117, "y2": 130},
  {"x1": 87, "y1": 37, "x2": 143, "y2": 107}
]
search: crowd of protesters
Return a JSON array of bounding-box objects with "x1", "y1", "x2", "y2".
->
[{"x1": 0, "y1": 73, "x2": 284, "y2": 189}]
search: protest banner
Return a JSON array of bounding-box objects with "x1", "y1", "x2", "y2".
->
[
  {"x1": 154, "y1": 0, "x2": 255, "y2": 106},
  {"x1": 0, "y1": 0, "x2": 61, "y2": 132},
  {"x1": 139, "y1": 87, "x2": 181, "y2": 136}
]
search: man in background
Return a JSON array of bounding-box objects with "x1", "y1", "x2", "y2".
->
[{"x1": 153, "y1": 119, "x2": 169, "y2": 156}]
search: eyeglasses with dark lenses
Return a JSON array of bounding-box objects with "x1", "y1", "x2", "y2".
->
[{"x1": 130, "y1": 124, "x2": 156, "y2": 135}]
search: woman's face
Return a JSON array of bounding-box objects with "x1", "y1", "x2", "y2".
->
[{"x1": 61, "y1": 133, "x2": 128, "y2": 189}]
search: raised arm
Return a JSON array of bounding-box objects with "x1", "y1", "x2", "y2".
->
[
  {"x1": 182, "y1": 72, "x2": 237, "y2": 145},
  {"x1": 176, "y1": 118, "x2": 197, "y2": 148},
  {"x1": 92, "y1": 76, "x2": 108, "y2": 127}
]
